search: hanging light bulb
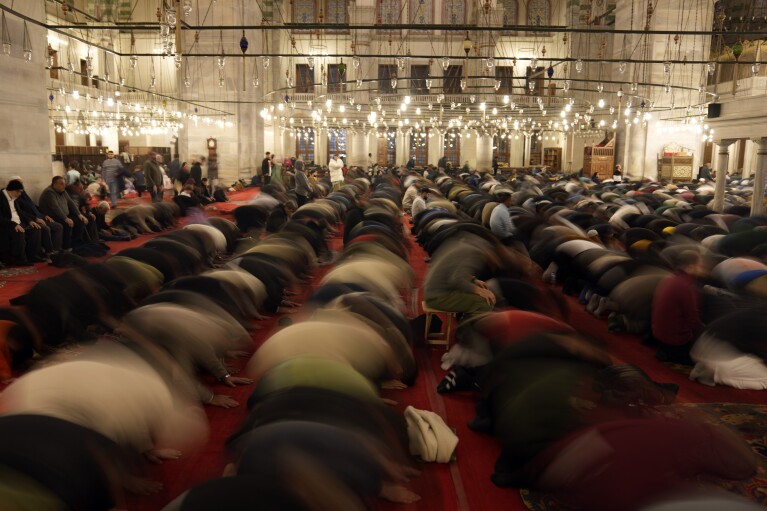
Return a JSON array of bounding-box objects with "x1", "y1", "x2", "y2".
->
[
  {"x1": 597, "y1": 82, "x2": 604, "y2": 93},
  {"x1": 597, "y1": 98, "x2": 605, "y2": 108},
  {"x1": 217, "y1": 55, "x2": 226, "y2": 69},
  {"x1": 252, "y1": 76, "x2": 259, "y2": 88},
  {"x1": 352, "y1": 56, "x2": 360, "y2": 69},
  {"x1": 263, "y1": 56, "x2": 270, "y2": 69},
  {"x1": 618, "y1": 61, "x2": 627, "y2": 74},
  {"x1": 85, "y1": 55, "x2": 93, "y2": 77},
  {"x1": 307, "y1": 56, "x2": 315, "y2": 70},
  {"x1": 440, "y1": 56, "x2": 450, "y2": 71},
  {"x1": 609, "y1": 106, "x2": 615, "y2": 114},
  {"x1": 630, "y1": 82, "x2": 638, "y2": 93},
  {"x1": 1, "y1": 11, "x2": 11, "y2": 56},
  {"x1": 356, "y1": 78, "x2": 362, "y2": 88},
  {"x1": 129, "y1": 55, "x2": 137, "y2": 69},
  {"x1": 486, "y1": 57, "x2": 494, "y2": 69},
  {"x1": 149, "y1": 77, "x2": 156, "y2": 89},
  {"x1": 184, "y1": 75, "x2": 191, "y2": 87},
  {"x1": 425, "y1": 78, "x2": 433, "y2": 89},
  {"x1": 219, "y1": 76, "x2": 225, "y2": 87},
  {"x1": 183, "y1": 0, "x2": 193, "y2": 16},
  {"x1": 707, "y1": 61, "x2": 716, "y2": 75},
  {"x1": 160, "y1": 22, "x2": 170, "y2": 39},
  {"x1": 166, "y1": 8, "x2": 177, "y2": 28},
  {"x1": 663, "y1": 61, "x2": 672, "y2": 75},
  {"x1": 495, "y1": 79, "x2": 501, "y2": 91},
  {"x1": 664, "y1": 83, "x2": 671, "y2": 93},
  {"x1": 396, "y1": 57, "x2": 406, "y2": 71},
  {"x1": 528, "y1": 80, "x2": 535, "y2": 92},
  {"x1": 575, "y1": 59, "x2": 583, "y2": 73},
  {"x1": 174, "y1": 53, "x2": 182, "y2": 69},
  {"x1": 752, "y1": 62, "x2": 761, "y2": 75},
  {"x1": 470, "y1": 95, "x2": 476, "y2": 103},
  {"x1": 391, "y1": 77, "x2": 398, "y2": 89},
  {"x1": 563, "y1": 79, "x2": 570, "y2": 92}
]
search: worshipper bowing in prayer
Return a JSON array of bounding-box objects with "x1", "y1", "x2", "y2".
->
[{"x1": 651, "y1": 250, "x2": 707, "y2": 365}]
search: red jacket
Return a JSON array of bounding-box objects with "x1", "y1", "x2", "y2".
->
[{"x1": 651, "y1": 272, "x2": 701, "y2": 345}]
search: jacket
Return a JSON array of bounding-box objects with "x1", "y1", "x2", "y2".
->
[
  {"x1": 38, "y1": 186, "x2": 79, "y2": 223},
  {"x1": 328, "y1": 158, "x2": 344, "y2": 183}
]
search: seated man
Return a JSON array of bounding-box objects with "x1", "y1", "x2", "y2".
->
[
  {"x1": 94, "y1": 202, "x2": 133, "y2": 241},
  {"x1": 67, "y1": 181, "x2": 100, "y2": 242},
  {"x1": 423, "y1": 235, "x2": 498, "y2": 316},
  {"x1": 0, "y1": 179, "x2": 43, "y2": 266},
  {"x1": 173, "y1": 184, "x2": 201, "y2": 216},
  {"x1": 10, "y1": 175, "x2": 63, "y2": 256},
  {"x1": 38, "y1": 176, "x2": 89, "y2": 250}
]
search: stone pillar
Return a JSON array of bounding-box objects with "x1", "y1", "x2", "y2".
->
[
  {"x1": 395, "y1": 130, "x2": 407, "y2": 166},
  {"x1": 367, "y1": 131, "x2": 378, "y2": 164},
  {"x1": 427, "y1": 131, "x2": 441, "y2": 165},
  {"x1": 0, "y1": 1, "x2": 51, "y2": 197},
  {"x1": 626, "y1": 121, "x2": 648, "y2": 180},
  {"x1": 349, "y1": 130, "x2": 368, "y2": 167},
  {"x1": 743, "y1": 139, "x2": 756, "y2": 178},
  {"x1": 523, "y1": 135, "x2": 531, "y2": 166},
  {"x1": 315, "y1": 129, "x2": 328, "y2": 165},
  {"x1": 613, "y1": 122, "x2": 627, "y2": 168},
  {"x1": 711, "y1": 139, "x2": 736, "y2": 212},
  {"x1": 751, "y1": 138, "x2": 767, "y2": 216},
  {"x1": 728, "y1": 139, "x2": 740, "y2": 176},
  {"x1": 461, "y1": 130, "x2": 476, "y2": 169},
  {"x1": 477, "y1": 134, "x2": 493, "y2": 171}
]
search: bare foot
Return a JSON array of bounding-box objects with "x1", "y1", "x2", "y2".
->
[
  {"x1": 222, "y1": 463, "x2": 237, "y2": 477},
  {"x1": 144, "y1": 448, "x2": 182, "y2": 464},
  {"x1": 124, "y1": 476, "x2": 163, "y2": 495},
  {"x1": 381, "y1": 379, "x2": 408, "y2": 390},
  {"x1": 379, "y1": 483, "x2": 420, "y2": 503}
]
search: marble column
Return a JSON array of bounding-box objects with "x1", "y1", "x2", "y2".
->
[
  {"x1": 315, "y1": 129, "x2": 328, "y2": 166},
  {"x1": 461, "y1": 130, "x2": 476, "y2": 169},
  {"x1": 349, "y1": 130, "x2": 368, "y2": 167},
  {"x1": 477, "y1": 134, "x2": 493, "y2": 171},
  {"x1": 613, "y1": 122, "x2": 628, "y2": 168},
  {"x1": 729, "y1": 140, "x2": 741, "y2": 176},
  {"x1": 523, "y1": 135, "x2": 531, "y2": 166},
  {"x1": 743, "y1": 139, "x2": 756, "y2": 178},
  {"x1": 626, "y1": 121, "x2": 648, "y2": 180},
  {"x1": 711, "y1": 139, "x2": 736, "y2": 212},
  {"x1": 751, "y1": 138, "x2": 767, "y2": 216},
  {"x1": 0, "y1": 1, "x2": 51, "y2": 197},
  {"x1": 395, "y1": 130, "x2": 407, "y2": 166}
]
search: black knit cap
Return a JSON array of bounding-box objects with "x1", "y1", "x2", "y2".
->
[{"x1": 6, "y1": 180, "x2": 23, "y2": 192}]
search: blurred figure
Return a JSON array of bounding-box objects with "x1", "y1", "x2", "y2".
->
[{"x1": 651, "y1": 250, "x2": 707, "y2": 365}]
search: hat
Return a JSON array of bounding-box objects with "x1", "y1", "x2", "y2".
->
[{"x1": 6, "y1": 179, "x2": 23, "y2": 192}]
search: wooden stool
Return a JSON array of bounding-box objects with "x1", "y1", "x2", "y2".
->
[{"x1": 422, "y1": 301, "x2": 457, "y2": 350}]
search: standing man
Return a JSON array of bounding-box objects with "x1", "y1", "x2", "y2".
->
[
  {"x1": 190, "y1": 159, "x2": 203, "y2": 185},
  {"x1": 492, "y1": 156, "x2": 499, "y2": 175},
  {"x1": 101, "y1": 150, "x2": 124, "y2": 208},
  {"x1": 698, "y1": 162, "x2": 713, "y2": 181},
  {"x1": 328, "y1": 154, "x2": 344, "y2": 191},
  {"x1": 66, "y1": 161, "x2": 81, "y2": 185},
  {"x1": 168, "y1": 154, "x2": 181, "y2": 195},
  {"x1": 261, "y1": 152, "x2": 272, "y2": 186},
  {"x1": 294, "y1": 157, "x2": 312, "y2": 206},
  {"x1": 143, "y1": 152, "x2": 164, "y2": 203}
]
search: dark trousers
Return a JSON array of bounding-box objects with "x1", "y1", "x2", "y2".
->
[
  {"x1": 150, "y1": 187, "x2": 163, "y2": 203},
  {"x1": 40, "y1": 221, "x2": 63, "y2": 253},
  {"x1": 3, "y1": 224, "x2": 41, "y2": 263},
  {"x1": 136, "y1": 185, "x2": 146, "y2": 198},
  {"x1": 297, "y1": 194, "x2": 310, "y2": 207},
  {"x1": 59, "y1": 219, "x2": 85, "y2": 250},
  {"x1": 262, "y1": 174, "x2": 271, "y2": 185}
]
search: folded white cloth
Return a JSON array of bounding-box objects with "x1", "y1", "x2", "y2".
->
[
  {"x1": 691, "y1": 333, "x2": 767, "y2": 390},
  {"x1": 404, "y1": 406, "x2": 458, "y2": 463}
]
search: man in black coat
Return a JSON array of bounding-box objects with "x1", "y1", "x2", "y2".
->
[
  {"x1": 0, "y1": 180, "x2": 43, "y2": 265},
  {"x1": 261, "y1": 152, "x2": 272, "y2": 186}
]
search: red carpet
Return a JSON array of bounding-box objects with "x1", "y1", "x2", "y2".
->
[{"x1": 1, "y1": 191, "x2": 766, "y2": 510}]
